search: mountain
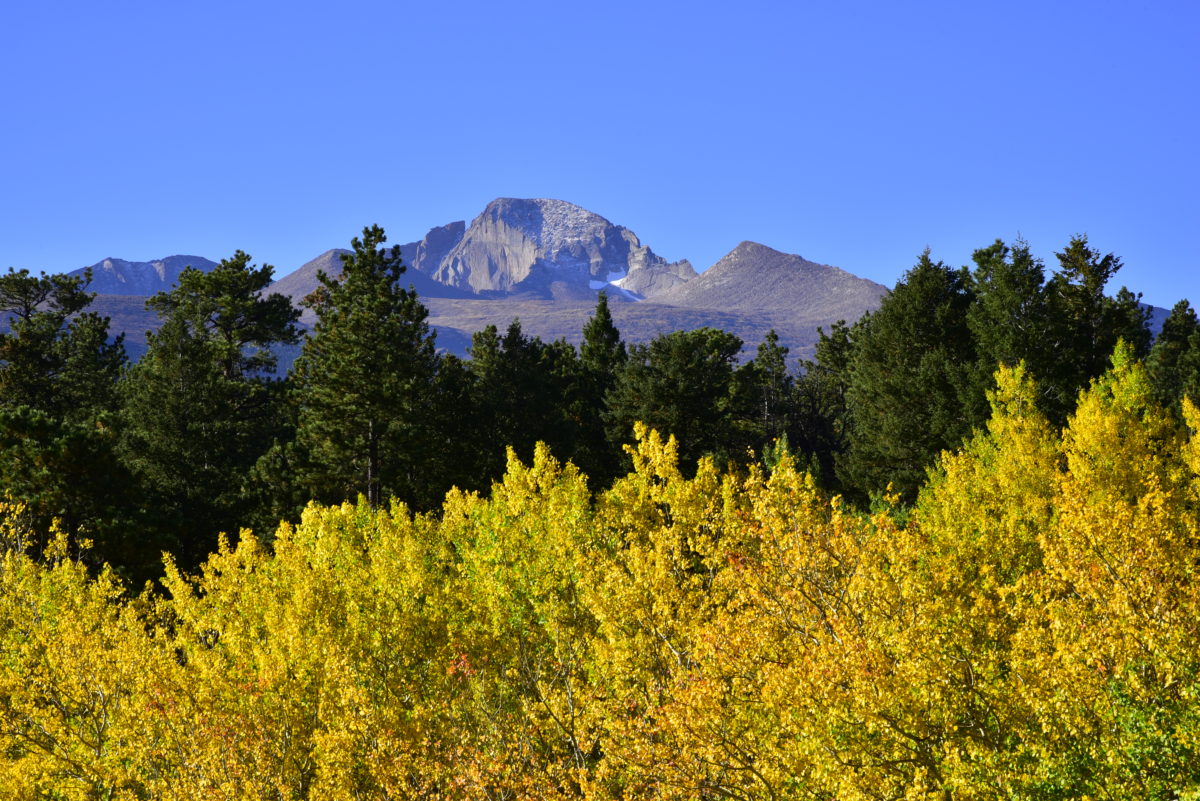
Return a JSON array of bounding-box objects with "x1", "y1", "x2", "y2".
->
[
  {"x1": 655, "y1": 241, "x2": 889, "y2": 323},
  {"x1": 68, "y1": 255, "x2": 218, "y2": 295},
  {"x1": 412, "y1": 198, "x2": 696, "y2": 299},
  {"x1": 271, "y1": 247, "x2": 476, "y2": 324},
  {"x1": 31, "y1": 199, "x2": 894, "y2": 363}
]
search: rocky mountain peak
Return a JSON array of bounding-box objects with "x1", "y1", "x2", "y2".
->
[
  {"x1": 656, "y1": 241, "x2": 889, "y2": 324},
  {"x1": 482, "y1": 198, "x2": 613, "y2": 254},
  {"x1": 69, "y1": 254, "x2": 218, "y2": 295},
  {"x1": 421, "y1": 198, "x2": 695, "y2": 299}
]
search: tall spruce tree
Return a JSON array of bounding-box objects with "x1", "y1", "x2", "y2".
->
[
  {"x1": 792, "y1": 319, "x2": 859, "y2": 489},
  {"x1": 0, "y1": 268, "x2": 124, "y2": 420},
  {"x1": 738, "y1": 329, "x2": 793, "y2": 448},
  {"x1": 838, "y1": 251, "x2": 979, "y2": 501},
  {"x1": 0, "y1": 267, "x2": 131, "y2": 564},
  {"x1": 604, "y1": 327, "x2": 744, "y2": 473},
  {"x1": 290, "y1": 225, "x2": 440, "y2": 508},
  {"x1": 575, "y1": 292, "x2": 627, "y2": 486},
  {"x1": 1043, "y1": 235, "x2": 1150, "y2": 420},
  {"x1": 1146, "y1": 299, "x2": 1200, "y2": 410},
  {"x1": 118, "y1": 252, "x2": 300, "y2": 568},
  {"x1": 467, "y1": 320, "x2": 579, "y2": 483}
]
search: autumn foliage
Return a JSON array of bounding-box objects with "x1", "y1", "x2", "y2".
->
[{"x1": 3, "y1": 349, "x2": 1200, "y2": 799}]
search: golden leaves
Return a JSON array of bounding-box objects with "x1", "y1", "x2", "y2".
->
[{"x1": 3, "y1": 378, "x2": 1200, "y2": 798}]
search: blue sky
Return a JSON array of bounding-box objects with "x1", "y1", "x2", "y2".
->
[{"x1": 2, "y1": 1, "x2": 1197, "y2": 308}]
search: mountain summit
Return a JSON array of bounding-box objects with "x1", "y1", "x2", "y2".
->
[
  {"x1": 656, "y1": 241, "x2": 888, "y2": 323},
  {"x1": 68, "y1": 255, "x2": 218, "y2": 295},
  {"x1": 411, "y1": 198, "x2": 695, "y2": 299}
]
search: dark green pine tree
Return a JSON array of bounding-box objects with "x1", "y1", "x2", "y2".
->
[
  {"x1": 0, "y1": 268, "x2": 125, "y2": 420},
  {"x1": 1146, "y1": 299, "x2": 1200, "y2": 410},
  {"x1": 467, "y1": 319, "x2": 579, "y2": 483},
  {"x1": 737, "y1": 329, "x2": 794, "y2": 449},
  {"x1": 604, "y1": 327, "x2": 744, "y2": 473},
  {"x1": 838, "y1": 251, "x2": 980, "y2": 502},
  {"x1": 968, "y1": 239, "x2": 1052, "y2": 377},
  {"x1": 0, "y1": 267, "x2": 131, "y2": 564},
  {"x1": 290, "y1": 225, "x2": 440, "y2": 508},
  {"x1": 1043, "y1": 235, "x2": 1150, "y2": 420},
  {"x1": 575, "y1": 292, "x2": 627, "y2": 487},
  {"x1": 118, "y1": 251, "x2": 300, "y2": 569},
  {"x1": 580, "y1": 291, "x2": 626, "y2": 378},
  {"x1": 792, "y1": 318, "x2": 860, "y2": 489}
]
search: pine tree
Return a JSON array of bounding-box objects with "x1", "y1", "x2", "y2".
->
[
  {"x1": 467, "y1": 320, "x2": 579, "y2": 484},
  {"x1": 0, "y1": 267, "x2": 124, "y2": 420},
  {"x1": 575, "y1": 292, "x2": 627, "y2": 486},
  {"x1": 118, "y1": 252, "x2": 300, "y2": 568},
  {"x1": 290, "y1": 225, "x2": 440, "y2": 508},
  {"x1": 1043, "y1": 235, "x2": 1150, "y2": 420},
  {"x1": 604, "y1": 327, "x2": 744, "y2": 473},
  {"x1": 1146, "y1": 299, "x2": 1200, "y2": 410},
  {"x1": 0, "y1": 267, "x2": 130, "y2": 563},
  {"x1": 838, "y1": 251, "x2": 979, "y2": 501}
]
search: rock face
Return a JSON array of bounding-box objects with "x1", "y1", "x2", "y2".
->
[
  {"x1": 415, "y1": 198, "x2": 695, "y2": 298},
  {"x1": 69, "y1": 255, "x2": 218, "y2": 295},
  {"x1": 656, "y1": 241, "x2": 889, "y2": 324}
]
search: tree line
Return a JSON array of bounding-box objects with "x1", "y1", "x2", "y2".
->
[{"x1": 3, "y1": 225, "x2": 1199, "y2": 580}]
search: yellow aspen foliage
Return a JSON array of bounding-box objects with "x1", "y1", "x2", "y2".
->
[
  {"x1": 1011, "y1": 342, "x2": 1200, "y2": 798},
  {"x1": 4, "y1": 373, "x2": 1200, "y2": 799},
  {"x1": 435, "y1": 443, "x2": 600, "y2": 799},
  {"x1": 0, "y1": 512, "x2": 169, "y2": 800}
]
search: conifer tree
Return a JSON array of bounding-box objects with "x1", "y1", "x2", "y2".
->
[
  {"x1": 576, "y1": 292, "x2": 627, "y2": 486},
  {"x1": 0, "y1": 268, "x2": 129, "y2": 562},
  {"x1": 738, "y1": 329, "x2": 793, "y2": 447},
  {"x1": 1146, "y1": 299, "x2": 1200, "y2": 410},
  {"x1": 0, "y1": 268, "x2": 124, "y2": 420},
  {"x1": 1043, "y1": 235, "x2": 1150, "y2": 420},
  {"x1": 467, "y1": 320, "x2": 579, "y2": 484},
  {"x1": 604, "y1": 327, "x2": 744, "y2": 472},
  {"x1": 838, "y1": 251, "x2": 979, "y2": 501},
  {"x1": 119, "y1": 252, "x2": 300, "y2": 568},
  {"x1": 290, "y1": 225, "x2": 439, "y2": 508}
]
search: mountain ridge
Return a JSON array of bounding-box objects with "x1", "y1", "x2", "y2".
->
[
  {"x1": 68, "y1": 255, "x2": 219, "y2": 295},
  {"x1": 31, "y1": 198, "x2": 898, "y2": 362}
]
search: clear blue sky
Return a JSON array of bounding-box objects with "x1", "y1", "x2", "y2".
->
[{"x1": 2, "y1": 1, "x2": 1197, "y2": 308}]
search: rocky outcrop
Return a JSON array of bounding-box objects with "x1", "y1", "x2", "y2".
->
[
  {"x1": 422, "y1": 198, "x2": 695, "y2": 298},
  {"x1": 69, "y1": 255, "x2": 218, "y2": 295}
]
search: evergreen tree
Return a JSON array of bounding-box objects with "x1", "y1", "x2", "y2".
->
[
  {"x1": 1043, "y1": 235, "x2": 1150, "y2": 420},
  {"x1": 119, "y1": 252, "x2": 300, "y2": 568},
  {"x1": 467, "y1": 320, "x2": 579, "y2": 484},
  {"x1": 791, "y1": 319, "x2": 859, "y2": 488},
  {"x1": 967, "y1": 239, "x2": 1054, "y2": 397},
  {"x1": 838, "y1": 251, "x2": 979, "y2": 501},
  {"x1": 0, "y1": 267, "x2": 130, "y2": 564},
  {"x1": 575, "y1": 292, "x2": 627, "y2": 487},
  {"x1": 580, "y1": 291, "x2": 626, "y2": 378},
  {"x1": 290, "y1": 225, "x2": 440, "y2": 508},
  {"x1": 0, "y1": 268, "x2": 124, "y2": 420},
  {"x1": 1146, "y1": 299, "x2": 1200, "y2": 410},
  {"x1": 604, "y1": 327, "x2": 744, "y2": 473},
  {"x1": 738, "y1": 329, "x2": 793, "y2": 447}
]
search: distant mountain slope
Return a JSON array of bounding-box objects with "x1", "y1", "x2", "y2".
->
[
  {"x1": 655, "y1": 241, "x2": 889, "y2": 324},
  {"x1": 421, "y1": 297, "x2": 836, "y2": 362},
  {"x1": 68, "y1": 255, "x2": 218, "y2": 295},
  {"x1": 269, "y1": 248, "x2": 477, "y2": 325}
]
